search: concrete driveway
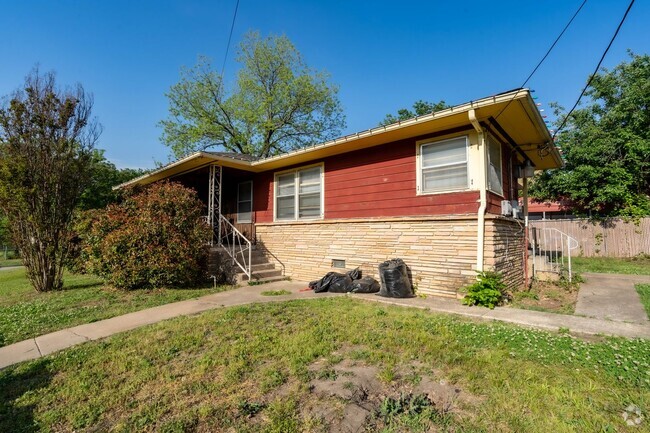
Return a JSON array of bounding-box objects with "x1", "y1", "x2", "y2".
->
[{"x1": 576, "y1": 273, "x2": 650, "y2": 323}]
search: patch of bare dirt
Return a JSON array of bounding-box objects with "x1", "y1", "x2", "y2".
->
[
  {"x1": 283, "y1": 356, "x2": 475, "y2": 433},
  {"x1": 512, "y1": 281, "x2": 578, "y2": 314}
]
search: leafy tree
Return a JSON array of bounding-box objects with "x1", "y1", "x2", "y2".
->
[
  {"x1": 530, "y1": 53, "x2": 650, "y2": 218},
  {"x1": 379, "y1": 100, "x2": 449, "y2": 126},
  {"x1": 78, "y1": 149, "x2": 148, "y2": 210},
  {"x1": 66, "y1": 153, "x2": 147, "y2": 273},
  {"x1": 0, "y1": 69, "x2": 100, "y2": 291},
  {"x1": 160, "y1": 31, "x2": 345, "y2": 159},
  {"x1": 0, "y1": 214, "x2": 8, "y2": 246}
]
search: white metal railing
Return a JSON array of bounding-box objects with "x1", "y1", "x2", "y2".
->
[
  {"x1": 218, "y1": 214, "x2": 252, "y2": 279},
  {"x1": 207, "y1": 165, "x2": 222, "y2": 246},
  {"x1": 530, "y1": 226, "x2": 579, "y2": 282}
]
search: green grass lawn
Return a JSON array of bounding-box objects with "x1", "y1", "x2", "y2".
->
[
  {"x1": 0, "y1": 258, "x2": 22, "y2": 267},
  {"x1": 1, "y1": 298, "x2": 648, "y2": 432},
  {"x1": 571, "y1": 255, "x2": 650, "y2": 275},
  {"x1": 0, "y1": 269, "x2": 230, "y2": 347},
  {"x1": 637, "y1": 284, "x2": 650, "y2": 320}
]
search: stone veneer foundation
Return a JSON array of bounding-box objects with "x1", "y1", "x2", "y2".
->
[{"x1": 255, "y1": 215, "x2": 525, "y2": 297}]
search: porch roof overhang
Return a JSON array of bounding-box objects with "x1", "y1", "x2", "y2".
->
[{"x1": 117, "y1": 88, "x2": 562, "y2": 189}]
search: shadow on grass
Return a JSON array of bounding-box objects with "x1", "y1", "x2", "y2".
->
[
  {"x1": 0, "y1": 359, "x2": 53, "y2": 433},
  {"x1": 62, "y1": 281, "x2": 104, "y2": 291}
]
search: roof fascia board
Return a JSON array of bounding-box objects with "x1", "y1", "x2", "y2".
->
[
  {"x1": 114, "y1": 152, "x2": 212, "y2": 190},
  {"x1": 115, "y1": 151, "x2": 256, "y2": 189}
]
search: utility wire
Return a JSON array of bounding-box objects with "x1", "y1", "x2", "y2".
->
[
  {"x1": 495, "y1": 0, "x2": 588, "y2": 120},
  {"x1": 552, "y1": 0, "x2": 635, "y2": 139},
  {"x1": 220, "y1": 0, "x2": 241, "y2": 78}
]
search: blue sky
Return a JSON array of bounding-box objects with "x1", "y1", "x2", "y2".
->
[{"x1": 1, "y1": 1, "x2": 648, "y2": 169}]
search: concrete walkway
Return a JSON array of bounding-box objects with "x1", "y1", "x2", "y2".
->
[
  {"x1": 576, "y1": 273, "x2": 650, "y2": 323},
  {"x1": 0, "y1": 266, "x2": 23, "y2": 272},
  {"x1": 1, "y1": 279, "x2": 650, "y2": 370}
]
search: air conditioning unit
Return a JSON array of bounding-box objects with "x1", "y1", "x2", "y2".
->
[
  {"x1": 501, "y1": 200, "x2": 513, "y2": 216},
  {"x1": 511, "y1": 200, "x2": 523, "y2": 219}
]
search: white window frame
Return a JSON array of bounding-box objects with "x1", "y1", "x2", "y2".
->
[
  {"x1": 237, "y1": 180, "x2": 253, "y2": 223},
  {"x1": 487, "y1": 136, "x2": 504, "y2": 196},
  {"x1": 273, "y1": 163, "x2": 324, "y2": 221},
  {"x1": 416, "y1": 135, "x2": 470, "y2": 195}
]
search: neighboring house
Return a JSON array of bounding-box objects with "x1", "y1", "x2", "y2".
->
[
  {"x1": 527, "y1": 200, "x2": 577, "y2": 220},
  {"x1": 121, "y1": 89, "x2": 562, "y2": 297}
]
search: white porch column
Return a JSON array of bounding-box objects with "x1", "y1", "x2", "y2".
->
[{"x1": 207, "y1": 164, "x2": 223, "y2": 246}]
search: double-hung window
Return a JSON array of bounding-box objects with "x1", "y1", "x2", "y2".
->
[
  {"x1": 275, "y1": 165, "x2": 323, "y2": 220},
  {"x1": 487, "y1": 138, "x2": 503, "y2": 196},
  {"x1": 418, "y1": 136, "x2": 469, "y2": 193},
  {"x1": 237, "y1": 181, "x2": 253, "y2": 223}
]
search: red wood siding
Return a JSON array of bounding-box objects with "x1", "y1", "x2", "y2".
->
[
  {"x1": 254, "y1": 137, "x2": 480, "y2": 223},
  {"x1": 325, "y1": 140, "x2": 478, "y2": 218},
  {"x1": 487, "y1": 192, "x2": 504, "y2": 214},
  {"x1": 254, "y1": 171, "x2": 275, "y2": 223},
  {"x1": 171, "y1": 133, "x2": 518, "y2": 224}
]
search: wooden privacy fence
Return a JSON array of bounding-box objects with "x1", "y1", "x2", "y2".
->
[{"x1": 529, "y1": 218, "x2": 650, "y2": 257}]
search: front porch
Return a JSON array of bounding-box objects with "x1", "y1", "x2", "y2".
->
[
  {"x1": 173, "y1": 164, "x2": 256, "y2": 243},
  {"x1": 172, "y1": 163, "x2": 287, "y2": 284}
]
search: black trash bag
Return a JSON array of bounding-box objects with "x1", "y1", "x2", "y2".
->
[
  {"x1": 347, "y1": 267, "x2": 361, "y2": 280},
  {"x1": 349, "y1": 276, "x2": 380, "y2": 294},
  {"x1": 310, "y1": 272, "x2": 354, "y2": 293},
  {"x1": 309, "y1": 272, "x2": 338, "y2": 293},
  {"x1": 378, "y1": 259, "x2": 413, "y2": 298},
  {"x1": 329, "y1": 274, "x2": 353, "y2": 293},
  {"x1": 310, "y1": 267, "x2": 361, "y2": 293}
]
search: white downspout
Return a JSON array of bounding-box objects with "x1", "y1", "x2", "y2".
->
[{"x1": 469, "y1": 109, "x2": 487, "y2": 272}]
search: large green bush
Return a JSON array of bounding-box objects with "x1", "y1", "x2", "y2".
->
[{"x1": 83, "y1": 182, "x2": 211, "y2": 290}]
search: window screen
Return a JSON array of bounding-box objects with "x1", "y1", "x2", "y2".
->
[
  {"x1": 276, "y1": 173, "x2": 295, "y2": 220},
  {"x1": 487, "y1": 138, "x2": 503, "y2": 195},
  {"x1": 275, "y1": 166, "x2": 322, "y2": 220},
  {"x1": 237, "y1": 181, "x2": 253, "y2": 223},
  {"x1": 420, "y1": 137, "x2": 468, "y2": 193}
]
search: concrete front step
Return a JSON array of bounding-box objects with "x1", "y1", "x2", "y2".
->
[
  {"x1": 528, "y1": 255, "x2": 563, "y2": 279},
  {"x1": 251, "y1": 262, "x2": 276, "y2": 272},
  {"x1": 247, "y1": 275, "x2": 291, "y2": 285},
  {"x1": 232, "y1": 254, "x2": 271, "y2": 265},
  {"x1": 238, "y1": 268, "x2": 283, "y2": 282}
]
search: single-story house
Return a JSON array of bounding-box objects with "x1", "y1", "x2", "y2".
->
[{"x1": 120, "y1": 88, "x2": 562, "y2": 297}]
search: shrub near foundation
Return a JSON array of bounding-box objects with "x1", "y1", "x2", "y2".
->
[
  {"x1": 84, "y1": 182, "x2": 211, "y2": 289},
  {"x1": 462, "y1": 271, "x2": 507, "y2": 309}
]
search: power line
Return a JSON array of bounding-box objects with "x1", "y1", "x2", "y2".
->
[
  {"x1": 220, "y1": 0, "x2": 241, "y2": 78},
  {"x1": 553, "y1": 0, "x2": 635, "y2": 139},
  {"x1": 495, "y1": 0, "x2": 588, "y2": 120}
]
